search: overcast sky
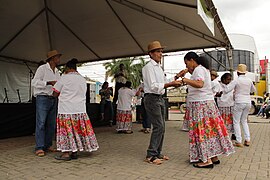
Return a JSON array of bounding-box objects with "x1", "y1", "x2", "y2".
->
[
  {"x1": 79, "y1": 1, "x2": 270, "y2": 84},
  {"x1": 213, "y1": 0, "x2": 270, "y2": 60}
]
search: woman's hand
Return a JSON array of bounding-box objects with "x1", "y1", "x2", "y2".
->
[{"x1": 175, "y1": 69, "x2": 188, "y2": 80}]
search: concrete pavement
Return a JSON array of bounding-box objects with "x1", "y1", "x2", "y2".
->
[{"x1": 0, "y1": 113, "x2": 269, "y2": 180}]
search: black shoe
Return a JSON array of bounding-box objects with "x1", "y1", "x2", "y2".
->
[
  {"x1": 212, "y1": 160, "x2": 220, "y2": 164},
  {"x1": 124, "y1": 130, "x2": 133, "y2": 134},
  {"x1": 55, "y1": 154, "x2": 71, "y2": 161},
  {"x1": 231, "y1": 134, "x2": 236, "y2": 141},
  {"x1": 193, "y1": 163, "x2": 214, "y2": 168},
  {"x1": 71, "y1": 153, "x2": 78, "y2": 159}
]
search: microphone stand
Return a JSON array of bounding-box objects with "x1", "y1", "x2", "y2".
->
[
  {"x1": 24, "y1": 62, "x2": 35, "y2": 102},
  {"x1": 17, "y1": 89, "x2": 21, "y2": 103},
  {"x1": 3, "y1": 88, "x2": 9, "y2": 103}
]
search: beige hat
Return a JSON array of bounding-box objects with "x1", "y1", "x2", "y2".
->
[
  {"x1": 46, "y1": 50, "x2": 62, "y2": 61},
  {"x1": 148, "y1": 41, "x2": 166, "y2": 52},
  {"x1": 210, "y1": 70, "x2": 219, "y2": 77},
  {"x1": 237, "y1": 64, "x2": 247, "y2": 73}
]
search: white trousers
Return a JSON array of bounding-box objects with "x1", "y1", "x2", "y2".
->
[{"x1": 233, "y1": 103, "x2": 251, "y2": 143}]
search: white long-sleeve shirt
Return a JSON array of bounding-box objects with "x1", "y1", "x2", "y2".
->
[
  {"x1": 222, "y1": 74, "x2": 256, "y2": 103},
  {"x1": 117, "y1": 87, "x2": 136, "y2": 111},
  {"x1": 217, "y1": 82, "x2": 234, "y2": 107},
  {"x1": 32, "y1": 63, "x2": 61, "y2": 97},
  {"x1": 142, "y1": 59, "x2": 168, "y2": 95},
  {"x1": 211, "y1": 78, "x2": 221, "y2": 96}
]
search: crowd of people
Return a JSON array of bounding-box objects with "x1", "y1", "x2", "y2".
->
[{"x1": 31, "y1": 41, "x2": 255, "y2": 168}]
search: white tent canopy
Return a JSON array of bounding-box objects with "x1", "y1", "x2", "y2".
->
[
  {"x1": 0, "y1": 0, "x2": 231, "y2": 65},
  {"x1": 0, "y1": 0, "x2": 232, "y2": 102}
]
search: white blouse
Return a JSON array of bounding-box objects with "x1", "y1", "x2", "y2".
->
[
  {"x1": 53, "y1": 72, "x2": 87, "y2": 114},
  {"x1": 217, "y1": 82, "x2": 234, "y2": 107},
  {"x1": 187, "y1": 65, "x2": 214, "y2": 102},
  {"x1": 223, "y1": 74, "x2": 256, "y2": 103},
  {"x1": 117, "y1": 87, "x2": 136, "y2": 111}
]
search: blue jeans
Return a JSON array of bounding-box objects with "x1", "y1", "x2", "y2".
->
[
  {"x1": 256, "y1": 106, "x2": 265, "y2": 116},
  {"x1": 35, "y1": 95, "x2": 58, "y2": 151}
]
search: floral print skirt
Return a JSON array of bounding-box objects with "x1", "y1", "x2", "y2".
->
[
  {"x1": 56, "y1": 113, "x2": 99, "y2": 152},
  {"x1": 181, "y1": 110, "x2": 189, "y2": 131},
  {"x1": 186, "y1": 100, "x2": 235, "y2": 163},
  {"x1": 218, "y1": 106, "x2": 234, "y2": 133},
  {"x1": 116, "y1": 110, "x2": 132, "y2": 131}
]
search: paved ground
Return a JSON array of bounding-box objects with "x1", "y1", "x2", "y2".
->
[{"x1": 0, "y1": 113, "x2": 269, "y2": 180}]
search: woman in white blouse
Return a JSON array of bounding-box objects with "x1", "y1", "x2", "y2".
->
[
  {"x1": 116, "y1": 81, "x2": 141, "y2": 134},
  {"x1": 218, "y1": 73, "x2": 235, "y2": 140},
  {"x1": 52, "y1": 58, "x2": 99, "y2": 160},
  {"x1": 176, "y1": 52, "x2": 235, "y2": 168}
]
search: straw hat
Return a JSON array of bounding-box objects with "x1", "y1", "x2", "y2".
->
[
  {"x1": 237, "y1": 64, "x2": 247, "y2": 73},
  {"x1": 147, "y1": 41, "x2": 166, "y2": 52},
  {"x1": 46, "y1": 50, "x2": 62, "y2": 61},
  {"x1": 210, "y1": 70, "x2": 219, "y2": 77}
]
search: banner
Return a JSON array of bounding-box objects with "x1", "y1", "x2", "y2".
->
[{"x1": 197, "y1": 0, "x2": 215, "y2": 36}]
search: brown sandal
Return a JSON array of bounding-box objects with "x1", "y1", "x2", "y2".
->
[
  {"x1": 158, "y1": 154, "x2": 169, "y2": 160},
  {"x1": 144, "y1": 156, "x2": 163, "y2": 165},
  {"x1": 35, "y1": 150, "x2": 45, "y2": 157}
]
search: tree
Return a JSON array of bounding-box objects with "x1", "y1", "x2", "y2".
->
[{"x1": 103, "y1": 57, "x2": 148, "y2": 88}]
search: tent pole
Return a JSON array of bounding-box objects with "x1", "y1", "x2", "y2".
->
[
  {"x1": 0, "y1": 9, "x2": 45, "y2": 53},
  {"x1": 47, "y1": 8, "x2": 101, "y2": 58},
  {"x1": 203, "y1": 49, "x2": 229, "y2": 70},
  {"x1": 226, "y1": 48, "x2": 234, "y2": 77},
  {"x1": 44, "y1": 0, "x2": 53, "y2": 50},
  {"x1": 106, "y1": 0, "x2": 145, "y2": 52}
]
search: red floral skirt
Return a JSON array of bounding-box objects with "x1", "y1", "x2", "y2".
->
[
  {"x1": 218, "y1": 106, "x2": 234, "y2": 133},
  {"x1": 56, "y1": 113, "x2": 99, "y2": 152},
  {"x1": 186, "y1": 100, "x2": 235, "y2": 162},
  {"x1": 116, "y1": 110, "x2": 132, "y2": 131}
]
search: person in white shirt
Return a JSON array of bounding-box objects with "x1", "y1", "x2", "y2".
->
[
  {"x1": 142, "y1": 41, "x2": 181, "y2": 165},
  {"x1": 218, "y1": 73, "x2": 235, "y2": 138},
  {"x1": 222, "y1": 64, "x2": 256, "y2": 147},
  {"x1": 32, "y1": 50, "x2": 61, "y2": 157},
  {"x1": 53, "y1": 58, "x2": 99, "y2": 160},
  {"x1": 116, "y1": 81, "x2": 141, "y2": 134},
  {"x1": 210, "y1": 70, "x2": 222, "y2": 105},
  {"x1": 176, "y1": 52, "x2": 235, "y2": 168}
]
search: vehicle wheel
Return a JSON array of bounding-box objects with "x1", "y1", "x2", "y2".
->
[
  {"x1": 249, "y1": 104, "x2": 256, "y2": 115},
  {"x1": 179, "y1": 103, "x2": 186, "y2": 114}
]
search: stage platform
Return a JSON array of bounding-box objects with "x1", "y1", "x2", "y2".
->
[{"x1": 0, "y1": 103, "x2": 106, "y2": 139}]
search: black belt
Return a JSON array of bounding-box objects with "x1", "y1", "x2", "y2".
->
[
  {"x1": 37, "y1": 95, "x2": 56, "y2": 99},
  {"x1": 144, "y1": 93, "x2": 163, "y2": 97}
]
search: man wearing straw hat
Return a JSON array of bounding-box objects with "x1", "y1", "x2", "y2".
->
[
  {"x1": 142, "y1": 41, "x2": 181, "y2": 165},
  {"x1": 32, "y1": 50, "x2": 62, "y2": 157},
  {"x1": 222, "y1": 64, "x2": 256, "y2": 147}
]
